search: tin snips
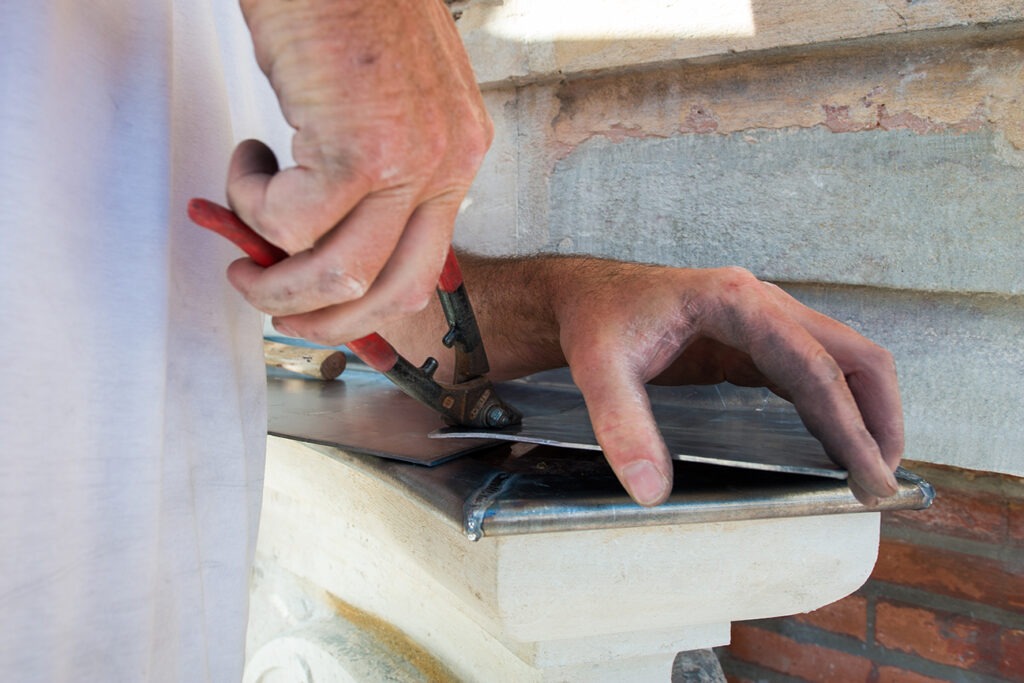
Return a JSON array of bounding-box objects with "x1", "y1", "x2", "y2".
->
[{"x1": 188, "y1": 198, "x2": 521, "y2": 430}]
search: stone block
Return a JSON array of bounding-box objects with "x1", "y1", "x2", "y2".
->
[
  {"x1": 456, "y1": 0, "x2": 1024, "y2": 86},
  {"x1": 547, "y1": 128, "x2": 1024, "y2": 296},
  {"x1": 785, "y1": 284, "x2": 1023, "y2": 478}
]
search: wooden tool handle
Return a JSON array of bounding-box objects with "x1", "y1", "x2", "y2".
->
[{"x1": 264, "y1": 341, "x2": 347, "y2": 380}]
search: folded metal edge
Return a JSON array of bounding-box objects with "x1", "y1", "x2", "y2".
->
[{"x1": 467, "y1": 467, "x2": 934, "y2": 539}]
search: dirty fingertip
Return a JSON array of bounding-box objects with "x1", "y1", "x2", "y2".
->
[
  {"x1": 621, "y1": 460, "x2": 671, "y2": 507},
  {"x1": 847, "y1": 480, "x2": 877, "y2": 507},
  {"x1": 883, "y1": 467, "x2": 900, "y2": 496},
  {"x1": 867, "y1": 461, "x2": 900, "y2": 498}
]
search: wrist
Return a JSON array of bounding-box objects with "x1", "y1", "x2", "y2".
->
[{"x1": 457, "y1": 252, "x2": 566, "y2": 381}]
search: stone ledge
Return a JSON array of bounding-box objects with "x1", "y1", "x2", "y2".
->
[{"x1": 455, "y1": 0, "x2": 1024, "y2": 86}]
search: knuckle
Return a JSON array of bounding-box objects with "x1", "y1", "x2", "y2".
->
[
  {"x1": 809, "y1": 347, "x2": 845, "y2": 384},
  {"x1": 811, "y1": 348, "x2": 843, "y2": 378},
  {"x1": 689, "y1": 266, "x2": 762, "y2": 330},
  {"x1": 319, "y1": 139, "x2": 384, "y2": 186},
  {"x1": 385, "y1": 268, "x2": 437, "y2": 317},
  {"x1": 464, "y1": 119, "x2": 493, "y2": 161},
  {"x1": 460, "y1": 129, "x2": 492, "y2": 173},
  {"x1": 846, "y1": 336, "x2": 897, "y2": 379},
  {"x1": 441, "y1": 116, "x2": 492, "y2": 179},
  {"x1": 714, "y1": 266, "x2": 761, "y2": 291},
  {"x1": 870, "y1": 343, "x2": 897, "y2": 374},
  {"x1": 697, "y1": 267, "x2": 761, "y2": 311},
  {"x1": 771, "y1": 339, "x2": 841, "y2": 395}
]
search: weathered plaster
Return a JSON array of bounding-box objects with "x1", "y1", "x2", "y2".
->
[
  {"x1": 543, "y1": 34, "x2": 1024, "y2": 153},
  {"x1": 457, "y1": 31, "x2": 1024, "y2": 264},
  {"x1": 455, "y1": 90, "x2": 522, "y2": 255}
]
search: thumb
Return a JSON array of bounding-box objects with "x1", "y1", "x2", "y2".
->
[{"x1": 574, "y1": 363, "x2": 674, "y2": 506}]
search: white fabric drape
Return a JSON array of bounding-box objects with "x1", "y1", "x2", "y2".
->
[{"x1": 0, "y1": 1, "x2": 282, "y2": 679}]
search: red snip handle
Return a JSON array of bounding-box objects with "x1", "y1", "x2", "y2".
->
[{"x1": 187, "y1": 198, "x2": 398, "y2": 372}]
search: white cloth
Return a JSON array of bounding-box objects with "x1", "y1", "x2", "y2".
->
[{"x1": 0, "y1": 1, "x2": 277, "y2": 680}]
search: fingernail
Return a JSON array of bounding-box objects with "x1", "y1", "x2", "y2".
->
[
  {"x1": 622, "y1": 461, "x2": 669, "y2": 506},
  {"x1": 882, "y1": 468, "x2": 900, "y2": 496}
]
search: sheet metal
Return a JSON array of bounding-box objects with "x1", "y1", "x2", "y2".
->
[
  {"x1": 267, "y1": 362, "x2": 933, "y2": 539},
  {"x1": 434, "y1": 373, "x2": 847, "y2": 479},
  {"x1": 267, "y1": 365, "x2": 497, "y2": 465},
  {"x1": 271, "y1": 362, "x2": 846, "y2": 477}
]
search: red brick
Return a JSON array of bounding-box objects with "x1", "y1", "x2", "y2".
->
[
  {"x1": 875, "y1": 601, "x2": 1003, "y2": 674},
  {"x1": 728, "y1": 624, "x2": 874, "y2": 682},
  {"x1": 1000, "y1": 629, "x2": 1024, "y2": 680},
  {"x1": 1010, "y1": 501, "x2": 1024, "y2": 547},
  {"x1": 876, "y1": 666, "x2": 947, "y2": 683},
  {"x1": 792, "y1": 595, "x2": 868, "y2": 641},
  {"x1": 884, "y1": 487, "x2": 1007, "y2": 545},
  {"x1": 871, "y1": 539, "x2": 1024, "y2": 612},
  {"x1": 902, "y1": 461, "x2": 1023, "y2": 497}
]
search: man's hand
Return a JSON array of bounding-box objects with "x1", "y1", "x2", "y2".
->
[
  {"x1": 550, "y1": 261, "x2": 904, "y2": 507},
  {"x1": 226, "y1": 0, "x2": 492, "y2": 342},
  {"x1": 381, "y1": 255, "x2": 904, "y2": 508}
]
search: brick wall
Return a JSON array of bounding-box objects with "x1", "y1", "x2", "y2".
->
[{"x1": 716, "y1": 462, "x2": 1024, "y2": 682}]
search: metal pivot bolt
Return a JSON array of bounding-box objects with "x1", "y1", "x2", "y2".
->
[{"x1": 486, "y1": 406, "x2": 514, "y2": 428}]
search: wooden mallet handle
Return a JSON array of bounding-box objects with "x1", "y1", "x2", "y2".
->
[{"x1": 264, "y1": 341, "x2": 347, "y2": 380}]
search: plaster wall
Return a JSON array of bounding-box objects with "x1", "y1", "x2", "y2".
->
[{"x1": 451, "y1": 5, "x2": 1024, "y2": 477}]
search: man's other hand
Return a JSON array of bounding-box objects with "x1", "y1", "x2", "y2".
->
[{"x1": 550, "y1": 261, "x2": 904, "y2": 507}]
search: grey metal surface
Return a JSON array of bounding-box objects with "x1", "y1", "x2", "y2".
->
[
  {"x1": 267, "y1": 366, "x2": 497, "y2": 465},
  {"x1": 271, "y1": 359, "x2": 847, "y2": 476},
  {"x1": 301, "y1": 440, "x2": 934, "y2": 540},
  {"x1": 435, "y1": 372, "x2": 847, "y2": 479},
  {"x1": 268, "y1": 361, "x2": 934, "y2": 539}
]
